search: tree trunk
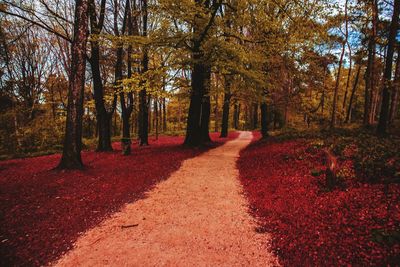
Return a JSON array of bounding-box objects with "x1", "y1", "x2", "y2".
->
[
  {"x1": 233, "y1": 101, "x2": 238, "y2": 129},
  {"x1": 364, "y1": 0, "x2": 378, "y2": 126},
  {"x1": 377, "y1": 0, "x2": 400, "y2": 135},
  {"x1": 342, "y1": 19, "x2": 352, "y2": 114},
  {"x1": 58, "y1": 0, "x2": 89, "y2": 169},
  {"x1": 139, "y1": 0, "x2": 149, "y2": 146},
  {"x1": 139, "y1": 89, "x2": 148, "y2": 145},
  {"x1": 97, "y1": 112, "x2": 113, "y2": 150},
  {"x1": 214, "y1": 84, "x2": 219, "y2": 132},
  {"x1": 345, "y1": 64, "x2": 361, "y2": 123},
  {"x1": 201, "y1": 95, "x2": 211, "y2": 142},
  {"x1": 330, "y1": 0, "x2": 348, "y2": 129},
  {"x1": 184, "y1": 0, "x2": 221, "y2": 146},
  {"x1": 184, "y1": 46, "x2": 206, "y2": 146},
  {"x1": 253, "y1": 103, "x2": 258, "y2": 129},
  {"x1": 118, "y1": 0, "x2": 134, "y2": 155},
  {"x1": 155, "y1": 97, "x2": 159, "y2": 140},
  {"x1": 88, "y1": 0, "x2": 114, "y2": 151},
  {"x1": 260, "y1": 102, "x2": 268, "y2": 138},
  {"x1": 220, "y1": 87, "x2": 231, "y2": 138},
  {"x1": 200, "y1": 67, "x2": 211, "y2": 142},
  {"x1": 162, "y1": 96, "x2": 167, "y2": 132},
  {"x1": 389, "y1": 46, "x2": 400, "y2": 124}
]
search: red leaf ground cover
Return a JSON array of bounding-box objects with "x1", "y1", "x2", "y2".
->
[
  {"x1": 0, "y1": 132, "x2": 238, "y2": 267},
  {"x1": 238, "y1": 132, "x2": 400, "y2": 266}
]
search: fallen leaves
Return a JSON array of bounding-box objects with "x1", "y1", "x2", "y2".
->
[
  {"x1": 0, "y1": 132, "x2": 239, "y2": 267},
  {"x1": 238, "y1": 132, "x2": 400, "y2": 266}
]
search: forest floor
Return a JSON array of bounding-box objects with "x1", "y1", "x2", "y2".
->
[
  {"x1": 239, "y1": 131, "x2": 400, "y2": 266},
  {"x1": 0, "y1": 132, "x2": 239, "y2": 267},
  {"x1": 54, "y1": 131, "x2": 278, "y2": 267},
  {"x1": 2, "y1": 129, "x2": 398, "y2": 266}
]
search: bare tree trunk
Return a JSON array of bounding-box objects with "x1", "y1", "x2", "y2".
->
[{"x1": 58, "y1": 0, "x2": 89, "y2": 169}]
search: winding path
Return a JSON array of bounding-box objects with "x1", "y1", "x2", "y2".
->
[{"x1": 55, "y1": 131, "x2": 278, "y2": 266}]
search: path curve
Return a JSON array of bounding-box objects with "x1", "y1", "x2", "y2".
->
[{"x1": 54, "y1": 131, "x2": 278, "y2": 267}]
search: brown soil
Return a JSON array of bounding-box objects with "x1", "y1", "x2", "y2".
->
[{"x1": 54, "y1": 131, "x2": 279, "y2": 267}]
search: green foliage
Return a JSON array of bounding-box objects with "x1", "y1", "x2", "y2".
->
[{"x1": 0, "y1": 108, "x2": 65, "y2": 159}]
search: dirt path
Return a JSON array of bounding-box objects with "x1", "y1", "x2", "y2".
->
[{"x1": 54, "y1": 131, "x2": 278, "y2": 267}]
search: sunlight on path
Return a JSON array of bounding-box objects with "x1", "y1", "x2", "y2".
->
[{"x1": 54, "y1": 131, "x2": 279, "y2": 267}]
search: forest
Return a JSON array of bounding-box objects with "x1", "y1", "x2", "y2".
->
[{"x1": 0, "y1": 0, "x2": 399, "y2": 266}]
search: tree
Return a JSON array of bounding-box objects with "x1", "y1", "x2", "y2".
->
[
  {"x1": 88, "y1": 0, "x2": 117, "y2": 152},
  {"x1": 57, "y1": 0, "x2": 89, "y2": 169},
  {"x1": 389, "y1": 45, "x2": 400, "y2": 124},
  {"x1": 184, "y1": 0, "x2": 222, "y2": 146},
  {"x1": 115, "y1": 0, "x2": 135, "y2": 155},
  {"x1": 330, "y1": 0, "x2": 349, "y2": 129},
  {"x1": 220, "y1": 77, "x2": 231, "y2": 138},
  {"x1": 377, "y1": 0, "x2": 400, "y2": 135},
  {"x1": 363, "y1": 0, "x2": 378, "y2": 126},
  {"x1": 138, "y1": 0, "x2": 149, "y2": 146}
]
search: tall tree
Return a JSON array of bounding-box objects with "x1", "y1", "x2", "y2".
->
[
  {"x1": 184, "y1": 0, "x2": 222, "y2": 146},
  {"x1": 89, "y1": 0, "x2": 117, "y2": 151},
  {"x1": 260, "y1": 100, "x2": 268, "y2": 138},
  {"x1": 377, "y1": 0, "x2": 400, "y2": 135},
  {"x1": 220, "y1": 77, "x2": 232, "y2": 138},
  {"x1": 138, "y1": 0, "x2": 149, "y2": 145},
  {"x1": 330, "y1": 0, "x2": 348, "y2": 129},
  {"x1": 116, "y1": 0, "x2": 135, "y2": 155},
  {"x1": 363, "y1": 0, "x2": 378, "y2": 126},
  {"x1": 345, "y1": 64, "x2": 362, "y2": 123},
  {"x1": 57, "y1": 0, "x2": 89, "y2": 169},
  {"x1": 389, "y1": 45, "x2": 400, "y2": 124}
]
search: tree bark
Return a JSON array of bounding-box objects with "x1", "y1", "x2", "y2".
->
[
  {"x1": 260, "y1": 102, "x2": 268, "y2": 138},
  {"x1": 220, "y1": 78, "x2": 231, "y2": 138},
  {"x1": 330, "y1": 0, "x2": 348, "y2": 129},
  {"x1": 345, "y1": 64, "x2": 361, "y2": 123},
  {"x1": 117, "y1": 0, "x2": 135, "y2": 155},
  {"x1": 57, "y1": 0, "x2": 89, "y2": 169},
  {"x1": 184, "y1": 44, "x2": 206, "y2": 146},
  {"x1": 364, "y1": 0, "x2": 378, "y2": 126},
  {"x1": 253, "y1": 103, "x2": 258, "y2": 129},
  {"x1": 389, "y1": 46, "x2": 400, "y2": 124},
  {"x1": 184, "y1": 0, "x2": 222, "y2": 146},
  {"x1": 162, "y1": 96, "x2": 167, "y2": 131},
  {"x1": 200, "y1": 67, "x2": 212, "y2": 142},
  {"x1": 377, "y1": 0, "x2": 400, "y2": 135},
  {"x1": 139, "y1": 0, "x2": 149, "y2": 146},
  {"x1": 89, "y1": 0, "x2": 115, "y2": 151},
  {"x1": 214, "y1": 77, "x2": 219, "y2": 133},
  {"x1": 342, "y1": 47, "x2": 352, "y2": 113}
]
